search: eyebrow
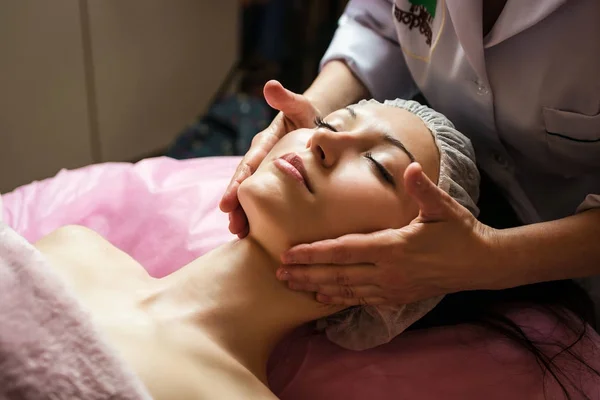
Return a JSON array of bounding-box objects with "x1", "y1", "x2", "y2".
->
[
  {"x1": 345, "y1": 106, "x2": 357, "y2": 118},
  {"x1": 383, "y1": 134, "x2": 416, "y2": 162},
  {"x1": 344, "y1": 106, "x2": 416, "y2": 162}
]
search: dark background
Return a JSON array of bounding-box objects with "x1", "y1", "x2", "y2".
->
[
  {"x1": 165, "y1": 1, "x2": 350, "y2": 160},
  {"x1": 240, "y1": 0, "x2": 349, "y2": 96}
]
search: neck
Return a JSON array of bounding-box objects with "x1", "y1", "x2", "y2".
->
[{"x1": 147, "y1": 237, "x2": 343, "y2": 383}]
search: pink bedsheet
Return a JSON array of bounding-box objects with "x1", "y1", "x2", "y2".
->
[
  {"x1": 2, "y1": 157, "x2": 599, "y2": 399},
  {"x1": 3, "y1": 157, "x2": 237, "y2": 277}
]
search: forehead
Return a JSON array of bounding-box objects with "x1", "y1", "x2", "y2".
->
[
  {"x1": 351, "y1": 104, "x2": 440, "y2": 176},
  {"x1": 353, "y1": 103, "x2": 428, "y2": 140}
]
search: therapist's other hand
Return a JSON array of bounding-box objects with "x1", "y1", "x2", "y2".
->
[
  {"x1": 220, "y1": 80, "x2": 320, "y2": 238},
  {"x1": 277, "y1": 163, "x2": 498, "y2": 306}
]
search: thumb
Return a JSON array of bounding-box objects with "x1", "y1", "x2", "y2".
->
[
  {"x1": 263, "y1": 80, "x2": 315, "y2": 123},
  {"x1": 404, "y1": 162, "x2": 454, "y2": 222}
]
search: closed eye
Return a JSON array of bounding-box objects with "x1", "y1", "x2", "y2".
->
[
  {"x1": 314, "y1": 116, "x2": 338, "y2": 132},
  {"x1": 365, "y1": 152, "x2": 396, "y2": 188}
]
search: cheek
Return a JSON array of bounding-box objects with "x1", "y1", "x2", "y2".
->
[
  {"x1": 237, "y1": 177, "x2": 256, "y2": 223},
  {"x1": 238, "y1": 169, "x2": 314, "y2": 238},
  {"x1": 259, "y1": 130, "x2": 312, "y2": 166},
  {"x1": 317, "y1": 170, "x2": 407, "y2": 236},
  {"x1": 239, "y1": 170, "x2": 291, "y2": 214}
]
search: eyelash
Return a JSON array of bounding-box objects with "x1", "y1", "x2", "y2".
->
[
  {"x1": 314, "y1": 116, "x2": 395, "y2": 187},
  {"x1": 314, "y1": 116, "x2": 338, "y2": 132},
  {"x1": 365, "y1": 152, "x2": 395, "y2": 187}
]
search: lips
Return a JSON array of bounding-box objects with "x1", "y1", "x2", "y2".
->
[{"x1": 277, "y1": 153, "x2": 313, "y2": 192}]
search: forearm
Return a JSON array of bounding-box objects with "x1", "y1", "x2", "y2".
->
[
  {"x1": 303, "y1": 60, "x2": 370, "y2": 116},
  {"x1": 487, "y1": 209, "x2": 600, "y2": 290}
]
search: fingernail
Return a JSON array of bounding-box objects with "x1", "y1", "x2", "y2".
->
[
  {"x1": 416, "y1": 171, "x2": 426, "y2": 187},
  {"x1": 277, "y1": 268, "x2": 290, "y2": 281},
  {"x1": 317, "y1": 294, "x2": 332, "y2": 303}
]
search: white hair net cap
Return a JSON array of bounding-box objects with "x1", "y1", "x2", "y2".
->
[{"x1": 317, "y1": 98, "x2": 480, "y2": 350}]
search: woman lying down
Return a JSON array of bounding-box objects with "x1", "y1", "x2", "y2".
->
[{"x1": 18, "y1": 100, "x2": 600, "y2": 398}]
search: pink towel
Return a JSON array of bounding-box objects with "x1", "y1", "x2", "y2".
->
[{"x1": 0, "y1": 222, "x2": 150, "y2": 400}]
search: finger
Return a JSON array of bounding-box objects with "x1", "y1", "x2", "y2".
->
[
  {"x1": 288, "y1": 282, "x2": 382, "y2": 299},
  {"x1": 228, "y1": 206, "x2": 248, "y2": 235},
  {"x1": 220, "y1": 127, "x2": 281, "y2": 213},
  {"x1": 316, "y1": 294, "x2": 388, "y2": 306},
  {"x1": 220, "y1": 170, "x2": 248, "y2": 213},
  {"x1": 221, "y1": 149, "x2": 264, "y2": 212},
  {"x1": 237, "y1": 225, "x2": 249, "y2": 239},
  {"x1": 263, "y1": 80, "x2": 313, "y2": 121},
  {"x1": 281, "y1": 230, "x2": 393, "y2": 265},
  {"x1": 276, "y1": 264, "x2": 377, "y2": 286},
  {"x1": 403, "y1": 162, "x2": 455, "y2": 222}
]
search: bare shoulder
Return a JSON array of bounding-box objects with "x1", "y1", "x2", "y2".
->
[
  {"x1": 34, "y1": 224, "x2": 152, "y2": 286},
  {"x1": 36, "y1": 224, "x2": 117, "y2": 252}
]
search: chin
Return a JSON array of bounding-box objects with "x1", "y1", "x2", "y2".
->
[{"x1": 238, "y1": 175, "x2": 297, "y2": 250}]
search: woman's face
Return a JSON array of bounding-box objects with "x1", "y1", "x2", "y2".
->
[{"x1": 238, "y1": 103, "x2": 440, "y2": 253}]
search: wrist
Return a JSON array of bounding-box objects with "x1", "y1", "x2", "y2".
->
[
  {"x1": 477, "y1": 223, "x2": 553, "y2": 291},
  {"x1": 303, "y1": 60, "x2": 369, "y2": 116},
  {"x1": 468, "y1": 210, "x2": 600, "y2": 293},
  {"x1": 474, "y1": 223, "x2": 516, "y2": 291},
  {"x1": 303, "y1": 87, "x2": 333, "y2": 117}
]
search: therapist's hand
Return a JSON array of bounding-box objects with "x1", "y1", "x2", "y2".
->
[
  {"x1": 277, "y1": 163, "x2": 499, "y2": 306},
  {"x1": 219, "y1": 80, "x2": 320, "y2": 238}
]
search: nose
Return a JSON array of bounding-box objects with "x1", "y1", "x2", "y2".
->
[{"x1": 309, "y1": 128, "x2": 361, "y2": 168}]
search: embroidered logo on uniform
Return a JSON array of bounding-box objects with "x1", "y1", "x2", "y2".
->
[{"x1": 394, "y1": 0, "x2": 436, "y2": 46}]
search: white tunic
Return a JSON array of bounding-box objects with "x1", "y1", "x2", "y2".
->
[{"x1": 321, "y1": 0, "x2": 600, "y2": 224}]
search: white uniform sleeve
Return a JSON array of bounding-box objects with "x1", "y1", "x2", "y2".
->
[
  {"x1": 320, "y1": 0, "x2": 418, "y2": 102},
  {"x1": 576, "y1": 194, "x2": 600, "y2": 214}
]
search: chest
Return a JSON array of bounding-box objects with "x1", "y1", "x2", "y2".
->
[{"x1": 34, "y1": 227, "x2": 274, "y2": 399}]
